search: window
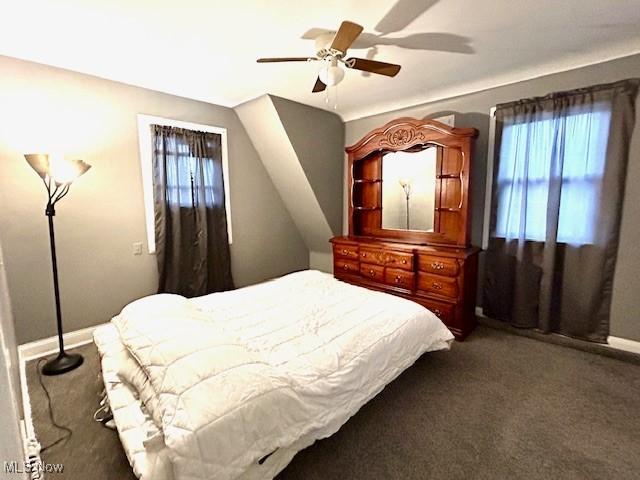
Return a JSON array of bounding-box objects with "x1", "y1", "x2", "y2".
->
[
  {"x1": 137, "y1": 115, "x2": 232, "y2": 253},
  {"x1": 156, "y1": 139, "x2": 217, "y2": 208},
  {"x1": 494, "y1": 105, "x2": 611, "y2": 245}
]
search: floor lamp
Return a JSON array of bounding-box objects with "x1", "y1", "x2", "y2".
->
[
  {"x1": 25, "y1": 154, "x2": 91, "y2": 376},
  {"x1": 399, "y1": 178, "x2": 413, "y2": 230}
]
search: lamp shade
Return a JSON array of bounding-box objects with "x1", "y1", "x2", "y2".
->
[
  {"x1": 49, "y1": 156, "x2": 91, "y2": 184},
  {"x1": 24, "y1": 153, "x2": 91, "y2": 184},
  {"x1": 24, "y1": 153, "x2": 50, "y2": 179}
]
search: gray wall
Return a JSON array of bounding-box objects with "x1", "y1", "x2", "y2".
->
[
  {"x1": 270, "y1": 95, "x2": 344, "y2": 236},
  {"x1": 345, "y1": 54, "x2": 640, "y2": 342},
  {"x1": 0, "y1": 55, "x2": 308, "y2": 344}
]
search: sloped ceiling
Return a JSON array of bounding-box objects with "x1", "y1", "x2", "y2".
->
[
  {"x1": 269, "y1": 95, "x2": 344, "y2": 236},
  {"x1": 1, "y1": 0, "x2": 639, "y2": 120},
  {"x1": 235, "y1": 95, "x2": 343, "y2": 270}
]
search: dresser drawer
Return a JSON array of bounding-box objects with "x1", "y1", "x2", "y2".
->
[
  {"x1": 335, "y1": 259, "x2": 359, "y2": 275},
  {"x1": 417, "y1": 273, "x2": 459, "y2": 299},
  {"x1": 384, "y1": 268, "x2": 415, "y2": 290},
  {"x1": 385, "y1": 251, "x2": 414, "y2": 271},
  {"x1": 418, "y1": 254, "x2": 459, "y2": 277},
  {"x1": 359, "y1": 248, "x2": 386, "y2": 266},
  {"x1": 360, "y1": 263, "x2": 384, "y2": 282},
  {"x1": 333, "y1": 243, "x2": 359, "y2": 260},
  {"x1": 421, "y1": 298, "x2": 455, "y2": 325}
]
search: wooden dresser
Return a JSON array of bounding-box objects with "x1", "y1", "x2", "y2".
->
[
  {"x1": 332, "y1": 117, "x2": 480, "y2": 340},
  {"x1": 331, "y1": 236, "x2": 479, "y2": 339}
]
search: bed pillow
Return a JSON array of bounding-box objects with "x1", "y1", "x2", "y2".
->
[{"x1": 120, "y1": 293, "x2": 192, "y2": 318}]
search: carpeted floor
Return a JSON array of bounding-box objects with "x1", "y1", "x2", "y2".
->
[{"x1": 27, "y1": 326, "x2": 640, "y2": 480}]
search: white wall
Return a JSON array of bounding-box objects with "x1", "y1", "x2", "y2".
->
[{"x1": 0, "y1": 242, "x2": 26, "y2": 478}]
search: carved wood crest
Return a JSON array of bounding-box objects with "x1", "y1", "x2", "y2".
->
[
  {"x1": 379, "y1": 127, "x2": 425, "y2": 148},
  {"x1": 346, "y1": 117, "x2": 477, "y2": 160}
]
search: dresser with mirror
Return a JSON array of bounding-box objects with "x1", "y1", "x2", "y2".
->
[{"x1": 331, "y1": 117, "x2": 480, "y2": 340}]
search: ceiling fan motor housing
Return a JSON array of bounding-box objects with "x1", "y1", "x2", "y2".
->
[{"x1": 315, "y1": 32, "x2": 344, "y2": 59}]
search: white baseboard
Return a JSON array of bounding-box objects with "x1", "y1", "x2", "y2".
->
[
  {"x1": 19, "y1": 356, "x2": 37, "y2": 453},
  {"x1": 18, "y1": 323, "x2": 105, "y2": 362},
  {"x1": 606, "y1": 336, "x2": 640, "y2": 355},
  {"x1": 475, "y1": 306, "x2": 640, "y2": 356}
]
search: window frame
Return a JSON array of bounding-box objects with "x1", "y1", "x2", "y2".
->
[{"x1": 137, "y1": 114, "x2": 233, "y2": 254}]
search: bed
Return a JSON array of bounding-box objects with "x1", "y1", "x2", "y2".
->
[{"x1": 94, "y1": 270, "x2": 454, "y2": 480}]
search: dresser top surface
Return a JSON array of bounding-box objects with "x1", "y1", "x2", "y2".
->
[{"x1": 331, "y1": 236, "x2": 481, "y2": 258}]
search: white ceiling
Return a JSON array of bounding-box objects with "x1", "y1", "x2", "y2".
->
[{"x1": 2, "y1": 0, "x2": 640, "y2": 121}]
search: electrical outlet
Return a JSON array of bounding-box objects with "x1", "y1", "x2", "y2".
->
[{"x1": 132, "y1": 242, "x2": 143, "y2": 255}]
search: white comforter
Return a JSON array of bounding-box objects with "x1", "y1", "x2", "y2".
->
[{"x1": 112, "y1": 270, "x2": 453, "y2": 480}]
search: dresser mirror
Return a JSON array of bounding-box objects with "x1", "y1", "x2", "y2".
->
[
  {"x1": 347, "y1": 118, "x2": 476, "y2": 246},
  {"x1": 381, "y1": 146, "x2": 438, "y2": 232}
]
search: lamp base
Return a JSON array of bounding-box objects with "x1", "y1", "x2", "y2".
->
[{"x1": 41, "y1": 352, "x2": 84, "y2": 376}]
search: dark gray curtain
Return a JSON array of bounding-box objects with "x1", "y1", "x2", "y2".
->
[
  {"x1": 152, "y1": 125, "x2": 234, "y2": 296},
  {"x1": 484, "y1": 79, "x2": 639, "y2": 342}
]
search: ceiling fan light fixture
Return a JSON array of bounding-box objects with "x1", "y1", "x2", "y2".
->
[
  {"x1": 319, "y1": 64, "x2": 345, "y2": 86},
  {"x1": 256, "y1": 20, "x2": 401, "y2": 95}
]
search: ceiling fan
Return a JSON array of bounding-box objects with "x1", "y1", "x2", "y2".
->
[{"x1": 257, "y1": 21, "x2": 401, "y2": 93}]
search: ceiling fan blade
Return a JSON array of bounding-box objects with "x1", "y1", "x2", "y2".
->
[
  {"x1": 330, "y1": 21, "x2": 364, "y2": 53},
  {"x1": 312, "y1": 76, "x2": 327, "y2": 93},
  {"x1": 345, "y1": 58, "x2": 401, "y2": 77},
  {"x1": 257, "y1": 57, "x2": 314, "y2": 63}
]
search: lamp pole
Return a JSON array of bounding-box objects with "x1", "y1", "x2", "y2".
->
[
  {"x1": 46, "y1": 204, "x2": 65, "y2": 357},
  {"x1": 400, "y1": 180, "x2": 412, "y2": 230},
  {"x1": 405, "y1": 193, "x2": 410, "y2": 230},
  {"x1": 40, "y1": 191, "x2": 84, "y2": 375}
]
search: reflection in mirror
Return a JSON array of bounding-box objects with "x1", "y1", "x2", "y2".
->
[{"x1": 381, "y1": 147, "x2": 437, "y2": 232}]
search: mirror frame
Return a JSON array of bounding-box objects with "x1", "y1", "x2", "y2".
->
[{"x1": 346, "y1": 117, "x2": 478, "y2": 247}]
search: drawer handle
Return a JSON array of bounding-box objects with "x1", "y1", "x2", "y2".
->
[
  {"x1": 394, "y1": 275, "x2": 402, "y2": 284},
  {"x1": 431, "y1": 261, "x2": 445, "y2": 270},
  {"x1": 343, "y1": 264, "x2": 349, "y2": 270},
  {"x1": 434, "y1": 308, "x2": 442, "y2": 317},
  {"x1": 432, "y1": 282, "x2": 443, "y2": 290},
  {"x1": 342, "y1": 249, "x2": 348, "y2": 255},
  {"x1": 361, "y1": 253, "x2": 367, "y2": 258},
  {"x1": 402, "y1": 259, "x2": 407, "y2": 264},
  {"x1": 368, "y1": 269, "x2": 375, "y2": 277}
]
